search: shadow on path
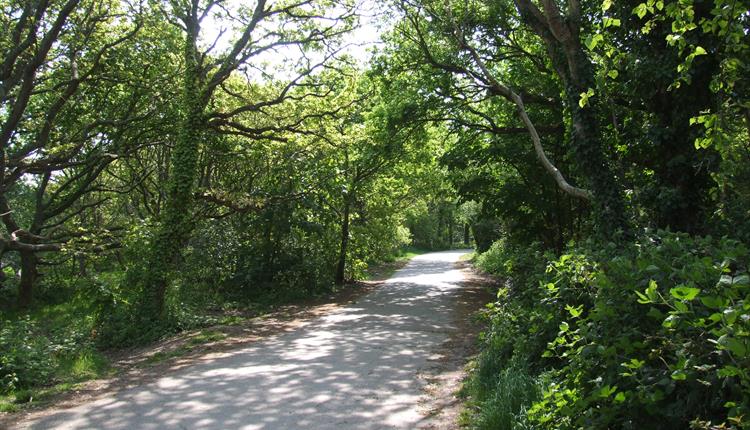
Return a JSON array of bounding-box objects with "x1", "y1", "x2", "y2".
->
[{"x1": 22, "y1": 250, "x2": 472, "y2": 430}]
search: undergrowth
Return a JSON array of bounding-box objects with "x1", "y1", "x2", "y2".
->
[{"x1": 465, "y1": 231, "x2": 750, "y2": 429}]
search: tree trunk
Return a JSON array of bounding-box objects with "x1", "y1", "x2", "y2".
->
[
  {"x1": 334, "y1": 197, "x2": 351, "y2": 286},
  {"x1": 17, "y1": 250, "x2": 38, "y2": 309},
  {"x1": 565, "y1": 81, "x2": 628, "y2": 235},
  {"x1": 138, "y1": 29, "x2": 204, "y2": 320},
  {"x1": 448, "y1": 215, "x2": 454, "y2": 248},
  {"x1": 463, "y1": 223, "x2": 470, "y2": 245},
  {"x1": 77, "y1": 253, "x2": 87, "y2": 277},
  {"x1": 514, "y1": 0, "x2": 630, "y2": 237}
]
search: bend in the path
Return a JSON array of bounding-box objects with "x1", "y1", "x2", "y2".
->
[{"x1": 20, "y1": 250, "x2": 472, "y2": 430}]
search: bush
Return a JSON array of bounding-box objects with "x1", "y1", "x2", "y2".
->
[
  {"x1": 0, "y1": 317, "x2": 55, "y2": 393},
  {"x1": 471, "y1": 231, "x2": 750, "y2": 429}
]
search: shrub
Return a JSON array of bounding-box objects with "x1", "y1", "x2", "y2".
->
[
  {"x1": 0, "y1": 317, "x2": 55, "y2": 393},
  {"x1": 472, "y1": 231, "x2": 750, "y2": 429}
]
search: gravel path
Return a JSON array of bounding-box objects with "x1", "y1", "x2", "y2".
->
[{"x1": 21, "y1": 250, "x2": 471, "y2": 429}]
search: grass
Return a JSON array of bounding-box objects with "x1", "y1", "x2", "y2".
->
[
  {"x1": 392, "y1": 246, "x2": 427, "y2": 261},
  {"x1": 364, "y1": 246, "x2": 430, "y2": 281},
  {"x1": 460, "y1": 355, "x2": 541, "y2": 430},
  {"x1": 2, "y1": 382, "x2": 78, "y2": 410},
  {"x1": 142, "y1": 329, "x2": 228, "y2": 365},
  {"x1": 57, "y1": 350, "x2": 113, "y2": 381},
  {"x1": 460, "y1": 251, "x2": 476, "y2": 262},
  {"x1": 0, "y1": 349, "x2": 112, "y2": 414},
  {"x1": 0, "y1": 293, "x2": 118, "y2": 413}
]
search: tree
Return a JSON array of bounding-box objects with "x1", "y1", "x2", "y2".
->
[
  {"x1": 134, "y1": 0, "x2": 356, "y2": 320},
  {"x1": 0, "y1": 0, "x2": 141, "y2": 307}
]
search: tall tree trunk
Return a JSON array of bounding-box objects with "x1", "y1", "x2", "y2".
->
[
  {"x1": 138, "y1": 27, "x2": 204, "y2": 320},
  {"x1": 17, "y1": 250, "x2": 37, "y2": 308},
  {"x1": 515, "y1": 0, "x2": 629, "y2": 236},
  {"x1": 565, "y1": 80, "x2": 628, "y2": 234},
  {"x1": 335, "y1": 197, "x2": 351, "y2": 286},
  {"x1": 463, "y1": 223, "x2": 470, "y2": 245}
]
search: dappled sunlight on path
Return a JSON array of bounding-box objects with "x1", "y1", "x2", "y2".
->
[{"x1": 23, "y1": 250, "x2": 471, "y2": 430}]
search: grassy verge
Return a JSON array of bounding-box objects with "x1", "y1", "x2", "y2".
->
[
  {"x1": 364, "y1": 246, "x2": 429, "y2": 281},
  {"x1": 459, "y1": 251, "x2": 476, "y2": 262},
  {"x1": 0, "y1": 348, "x2": 113, "y2": 413}
]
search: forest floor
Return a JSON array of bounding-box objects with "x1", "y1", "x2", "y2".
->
[{"x1": 2, "y1": 250, "x2": 493, "y2": 430}]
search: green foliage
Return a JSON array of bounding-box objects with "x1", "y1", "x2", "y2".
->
[
  {"x1": 472, "y1": 232, "x2": 750, "y2": 429},
  {"x1": 464, "y1": 356, "x2": 541, "y2": 430},
  {"x1": 0, "y1": 305, "x2": 108, "y2": 398},
  {"x1": 0, "y1": 317, "x2": 55, "y2": 393},
  {"x1": 0, "y1": 0, "x2": 748, "y2": 424}
]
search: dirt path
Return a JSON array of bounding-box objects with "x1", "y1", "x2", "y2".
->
[{"x1": 11, "y1": 250, "x2": 489, "y2": 430}]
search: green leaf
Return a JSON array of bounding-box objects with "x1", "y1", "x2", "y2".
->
[
  {"x1": 723, "y1": 308, "x2": 738, "y2": 324},
  {"x1": 607, "y1": 69, "x2": 619, "y2": 79},
  {"x1": 646, "y1": 279, "x2": 659, "y2": 301},
  {"x1": 670, "y1": 285, "x2": 700, "y2": 301},
  {"x1": 566, "y1": 304, "x2": 583, "y2": 318},
  {"x1": 599, "y1": 385, "x2": 618, "y2": 397},
  {"x1": 700, "y1": 295, "x2": 724, "y2": 309},
  {"x1": 585, "y1": 34, "x2": 604, "y2": 51},
  {"x1": 634, "y1": 3, "x2": 648, "y2": 19},
  {"x1": 693, "y1": 46, "x2": 707, "y2": 56},
  {"x1": 635, "y1": 290, "x2": 651, "y2": 304},
  {"x1": 674, "y1": 301, "x2": 688, "y2": 313},
  {"x1": 662, "y1": 314, "x2": 678, "y2": 328},
  {"x1": 718, "y1": 335, "x2": 747, "y2": 358},
  {"x1": 603, "y1": 0, "x2": 613, "y2": 11},
  {"x1": 623, "y1": 358, "x2": 645, "y2": 370},
  {"x1": 718, "y1": 365, "x2": 740, "y2": 378},
  {"x1": 647, "y1": 307, "x2": 664, "y2": 319},
  {"x1": 604, "y1": 17, "x2": 621, "y2": 28},
  {"x1": 671, "y1": 370, "x2": 687, "y2": 380}
]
